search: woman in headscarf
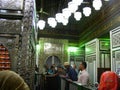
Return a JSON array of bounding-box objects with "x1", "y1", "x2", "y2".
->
[{"x1": 0, "y1": 70, "x2": 30, "y2": 90}]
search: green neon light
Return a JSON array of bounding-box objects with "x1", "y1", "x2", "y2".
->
[{"x1": 68, "y1": 47, "x2": 78, "y2": 53}]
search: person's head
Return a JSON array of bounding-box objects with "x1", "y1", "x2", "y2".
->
[
  {"x1": 79, "y1": 61, "x2": 87, "y2": 71},
  {"x1": 64, "y1": 62, "x2": 70, "y2": 69},
  {"x1": 0, "y1": 70, "x2": 30, "y2": 90},
  {"x1": 50, "y1": 65, "x2": 55, "y2": 70},
  {"x1": 57, "y1": 66, "x2": 63, "y2": 72},
  {"x1": 73, "y1": 64, "x2": 77, "y2": 69}
]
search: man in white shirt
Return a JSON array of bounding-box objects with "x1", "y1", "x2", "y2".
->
[{"x1": 77, "y1": 61, "x2": 89, "y2": 85}]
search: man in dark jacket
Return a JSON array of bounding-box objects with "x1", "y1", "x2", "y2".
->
[{"x1": 64, "y1": 62, "x2": 78, "y2": 81}]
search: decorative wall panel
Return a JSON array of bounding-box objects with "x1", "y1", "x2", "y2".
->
[
  {"x1": 0, "y1": 0, "x2": 24, "y2": 10},
  {"x1": 110, "y1": 26, "x2": 120, "y2": 72},
  {"x1": 39, "y1": 38, "x2": 68, "y2": 73},
  {"x1": 18, "y1": 0, "x2": 36, "y2": 89},
  {"x1": 111, "y1": 26, "x2": 120, "y2": 48},
  {"x1": 0, "y1": 19, "x2": 22, "y2": 33},
  {"x1": 86, "y1": 42, "x2": 96, "y2": 55},
  {"x1": 0, "y1": 35, "x2": 20, "y2": 72}
]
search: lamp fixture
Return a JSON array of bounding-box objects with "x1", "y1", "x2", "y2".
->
[
  {"x1": 37, "y1": 20, "x2": 46, "y2": 30},
  {"x1": 74, "y1": 12, "x2": 82, "y2": 21},
  {"x1": 93, "y1": 0, "x2": 102, "y2": 10},
  {"x1": 47, "y1": 17, "x2": 57, "y2": 28},
  {"x1": 37, "y1": 0, "x2": 109, "y2": 29},
  {"x1": 72, "y1": 0, "x2": 83, "y2": 6},
  {"x1": 62, "y1": 18, "x2": 68, "y2": 26},
  {"x1": 83, "y1": 7, "x2": 91, "y2": 17},
  {"x1": 55, "y1": 13, "x2": 64, "y2": 23},
  {"x1": 62, "y1": 8, "x2": 71, "y2": 19},
  {"x1": 68, "y1": 1, "x2": 78, "y2": 13}
]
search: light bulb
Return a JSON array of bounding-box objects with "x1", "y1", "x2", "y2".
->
[
  {"x1": 72, "y1": 0, "x2": 83, "y2": 6},
  {"x1": 47, "y1": 17, "x2": 57, "y2": 28},
  {"x1": 62, "y1": 18, "x2": 68, "y2": 26},
  {"x1": 37, "y1": 20, "x2": 45, "y2": 30},
  {"x1": 83, "y1": 7, "x2": 91, "y2": 17},
  {"x1": 68, "y1": 1, "x2": 78, "y2": 13},
  {"x1": 55, "y1": 13, "x2": 64, "y2": 23},
  {"x1": 93, "y1": 0, "x2": 102, "y2": 10},
  {"x1": 62, "y1": 8, "x2": 71, "y2": 19},
  {"x1": 74, "y1": 12, "x2": 82, "y2": 21}
]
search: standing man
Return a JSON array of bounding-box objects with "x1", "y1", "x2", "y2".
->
[
  {"x1": 77, "y1": 61, "x2": 89, "y2": 85},
  {"x1": 64, "y1": 62, "x2": 78, "y2": 81}
]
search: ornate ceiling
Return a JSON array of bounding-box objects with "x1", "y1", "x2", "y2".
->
[{"x1": 36, "y1": 0, "x2": 119, "y2": 44}]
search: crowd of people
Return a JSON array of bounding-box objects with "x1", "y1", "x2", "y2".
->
[
  {"x1": 0, "y1": 61, "x2": 119, "y2": 90},
  {"x1": 43, "y1": 61, "x2": 90, "y2": 86},
  {"x1": 42, "y1": 61, "x2": 120, "y2": 90}
]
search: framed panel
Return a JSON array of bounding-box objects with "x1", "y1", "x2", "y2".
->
[
  {"x1": 111, "y1": 26, "x2": 120, "y2": 48},
  {"x1": 99, "y1": 40, "x2": 110, "y2": 50},
  {"x1": 0, "y1": 0, "x2": 24, "y2": 10},
  {"x1": 86, "y1": 42, "x2": 96, "y2": 55}
]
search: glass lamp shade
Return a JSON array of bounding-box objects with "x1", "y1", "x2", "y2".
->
[
  {"x1": 68, "y1": 1, "x2": 78, "y2": 13},
  {"x1": 83, "y1": 7, "x2": 91, "y2": 17},
  {"x1": 72, "y1": 0, "x2": 83, "y2": 6},
  {"x1": 93, "y1": 0, "x2": 102, "y2": 10},
  {"x1": 47, "y1": 17, "x2": 57, "y2": 28},
  {"x1": 74, "y1": 12, "x2": 82, "y2": 21},
  {"x1": 62, "y1": 8, "x2": 71, "y2": 19},
  {"x1": 37, "y1": 20, "x2": 45, "y2": 30},
  {"x1": 55, "y1": 13, "x2": 64, "y2": 23},
  {"x1": 62, "y1": 18, "x2": 68, "y2": 26}
]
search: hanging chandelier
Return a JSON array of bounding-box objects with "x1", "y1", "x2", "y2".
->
[{"x1": 37, "y1": 0, "x2": 109, "y2": 30}]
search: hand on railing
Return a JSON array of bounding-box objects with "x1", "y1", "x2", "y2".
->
[{"x1": 66, "y1": 79, "x2": 72, "y2": 82}]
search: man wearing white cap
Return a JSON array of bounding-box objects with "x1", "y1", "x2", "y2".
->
[{"x1": 64, "y1": 62, "x2": 78, "y2": 81}]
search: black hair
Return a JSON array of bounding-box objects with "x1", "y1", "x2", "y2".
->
[{"x1": 81, "y1": 61, "x2": 87, "y2": 69}]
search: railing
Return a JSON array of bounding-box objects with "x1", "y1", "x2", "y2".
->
[
  {"x1": 60, "y1": 77, "x2": 96, "y2": 90},
  {"x1": 35, "y1": 74, "x2": 96, "y2": 90}
]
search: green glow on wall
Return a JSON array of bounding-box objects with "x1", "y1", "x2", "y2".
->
[
  {"x1": 105, "y1": 42, "x2": 109, "y2": 46},
  {"x1": 68, "y1": 47, "x2": 78, "y2": 53},
  {"x1": 86, "y1": 48, "x2": 91, "y2": 52},
  {"x1": 36, "y1": 44, "x2": 40, "y2": 52}
]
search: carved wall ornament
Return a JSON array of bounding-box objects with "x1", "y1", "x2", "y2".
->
[{"x1": 0, "y1": 0, "x2": 24, "y2": 10}]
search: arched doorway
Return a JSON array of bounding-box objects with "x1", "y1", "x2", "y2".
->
[{"x1": 46, "y1": 56, "x2": 61, "y2": 68}]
